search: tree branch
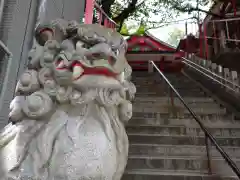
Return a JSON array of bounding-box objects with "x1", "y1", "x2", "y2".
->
[
  {"x1": 145, "y1": 17, "x2": 197, "y2": 31},
  {"x1": 101, "y1": 0, "x2": 115, "y2": 16},
  {"x1": 113, "y1": 0, "x2": 139, "y2": 23},
  {"x1": 172, "y1": 2, "x2": 224, "y2": 18},
  {"x1": 188, "y1": 7, "x2": 224, "y2": 18}
]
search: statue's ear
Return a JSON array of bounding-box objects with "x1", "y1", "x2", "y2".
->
[
  {"x1": 35, "y1": 19, "x2": 68, "y2": 46},
  {"x1": 35, "y1": 23, "x2": 54, "y2": 46}
]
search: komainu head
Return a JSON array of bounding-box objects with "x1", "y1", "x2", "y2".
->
[
  {"x1": 32, "y1": 19, "x2": 129, "y2": 88},
  {"x1": 10, "y1": 19, "x2": 136, "y2": 123}
]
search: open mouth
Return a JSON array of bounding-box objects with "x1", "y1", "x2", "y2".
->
[{"x1": 55, "y1": 60, "x2": 118, "y2": 81}]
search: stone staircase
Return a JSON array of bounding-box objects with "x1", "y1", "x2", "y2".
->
[{"x1": 122, "y1": 71, "x2": 240, "y2": 180}]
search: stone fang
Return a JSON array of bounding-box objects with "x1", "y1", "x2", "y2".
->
[{"x1": 72, "y1": 64, "x2": 84, "y2": 80}]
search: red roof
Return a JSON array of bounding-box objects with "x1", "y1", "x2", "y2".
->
[{"x1": 127, "y1": 32, "x2": 176, "y2": 52}]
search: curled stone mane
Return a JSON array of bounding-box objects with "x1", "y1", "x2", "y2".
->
[{"x1": 0, "y1": 19, "x2": 136, "y2": 180}]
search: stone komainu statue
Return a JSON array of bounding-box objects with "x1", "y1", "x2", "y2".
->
[{"x1": 0, "y1": 19, "x2": 136, "y2": 180}]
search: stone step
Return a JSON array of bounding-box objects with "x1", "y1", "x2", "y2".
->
[
  {"x1": 132, "y1": 72, "x2": 156, "y2": 77},
  {"x1": 135, "y1": 90, "x2": 204, "y2": 96},
  {"x1": 134, "y1": 86, "x2": 206, "y2": 94},
  {"x1": 134, "y1": 97, "x2": 215, "y2": 103},
  {"x1": 135, "y1": 92, "x2": 207, "y2": 97},
  {"x1": 132, "y1": 78, "x2": 193, "y2": 82},
  {"x1": 131, "y1": 78, "x2": 160, "y2": 82},
  {"x1": 133, "y1": 101, "x2": 221, "y2": 110},
  {"x1": 132, "y1": 76, "x2": 193, "y2": 81},
  {"x1": 126, "y1": 125, "x2": 240, "y2": 137},
  {"x1": 129, "y1": 117, "x2": 237, "y2": 127},
  {"x1": 133, "y1": 83, "x2": 201, "y2": 90},
  {"x1": 135, "y1": 85, "x2": 203, "y2": 91},
  {"x1": 129, "y1": 144, "x2": 240, "y2": 158},
  {"x1": 134, "y1": 92, "x2": 165, "y2": 97},
  {"x1": 132, "y1": 112, "x2": 231, "y2": 121},
  {"x1": 132, "y1": 79, "x2": 196, "y2": 84},
  {"x1": 132, "y1": 73, "x2": 187, "y2": 78},
  {"x1": 126, "y1": 155, "x2": 240, "y2": 175},
  {"x1": 133, "y1": 83, "x2": 200, "y2": 90},
  {"x1": 132, "y1": 80, "x2": 194, "y2": 85},
  {"x1": 123, "y1": 169, "x2": 238, "y2": 180},
  {"x1": 135, "y1": 86, "x2": 203, "y2": 93},
  {"x1": 132, "y1": 106, "x2": 226, "y2": 114},
  {"x1": 134, "y1": 91, "x2": 163, "y2": 95},
  {"x1": 128, "y1": 134, "x2": 240, "y2": 146},
  {"x1": 135, "y1": 93, "x2": 208, "y2": 98}
]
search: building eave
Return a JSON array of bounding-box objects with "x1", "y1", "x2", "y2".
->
[{"x1": 145, "y1": 31, "x2": 176, "y2": 50}]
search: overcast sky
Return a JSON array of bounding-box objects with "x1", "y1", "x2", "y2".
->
[{"x1": 127, "y1": 1, "x2": 213, "y2": 44}]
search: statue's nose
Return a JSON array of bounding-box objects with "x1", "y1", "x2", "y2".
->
[
  {"x1": 55, "y1": 53, "x2": 72, "y2": 69},
  {"x1": 63, "y1": 58, "x2": 71, "y2": 67}
]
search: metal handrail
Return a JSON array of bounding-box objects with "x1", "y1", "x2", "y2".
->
[
  {"x1": 182, "y1": 57, "x2": 240, "y2": 90},
  {"x1": 204, "y1": 36, "x2": 240, "y2": 42},
  {"x1": 209, "y1": 16, "x2": 240, "y2": 23},
  {"x1": 151, "y1": 61, "x2": 240, "y2": 178},
  {"x1": 182, "y1": 61, "x2": 239, "y2": 93}
]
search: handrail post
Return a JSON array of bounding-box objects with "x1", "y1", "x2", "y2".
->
[
  {"x1": 148, "y1": 60, "x2": 154, "y2": 73},
  {"x1": 182, "y1": 57, "x2": 240, "y2": 92},
  {"x1": 170, "y1": 89, "x2": 175, "y2": 111},
  {"x1": 225, "y1": 21, "x2": 230, "y2": 40},
  {"x1": 205, "y1": 134, "x2": 212, "y2": 174}
]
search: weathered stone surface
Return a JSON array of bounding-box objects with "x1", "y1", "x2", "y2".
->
[
  {"x1": 0, "y1": 21, "x2": 135, "y2": 180},
  {"x1": 134, "y1": 97, "x2": 215, "y2": 103},
  {"x1": 128, "y1": 134, "x2": 240, "y2": 146},
  {"x1": 132, "y1": 104, "x2": 226, "y2": 114},
  {"x1": 125, "y1": 71, "x2": 239, "y2": 179},
  {"x1": 129, "y1": 117, "x2": 238, "y2": 127},
  {"x1": 126, "y1": 156, "x2": 240, "y2": 175},
  {"x1": 129, "y1": 144, "x2": 240, "y2": 158},
  {"x1": 126, "y1": 125, "x2": 240, "y2": 137},
  {"x1": 132, "y1": 111, "x2": 229, "y2": 121},
  {"x1": 122, "y1": 171, "x2": 238, "y2": 180}
]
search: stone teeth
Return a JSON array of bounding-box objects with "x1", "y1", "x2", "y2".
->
[{"x1": 72, "y1": 65, "x2": 84, "y2": 80}]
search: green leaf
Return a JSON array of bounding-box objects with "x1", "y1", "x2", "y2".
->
[
  {"x1": 120, "y1": 23, "x2": 130, "y2": 35},
  {"x1": 134, "y1": 22, "x2": 146, "y2": 35}
]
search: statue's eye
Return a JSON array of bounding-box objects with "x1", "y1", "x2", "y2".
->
[{"x1": 55, "y1": 57, "x2": 63, "y2": 65}]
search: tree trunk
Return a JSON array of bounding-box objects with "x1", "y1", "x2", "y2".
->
[
  {"x1": 101, "y1": 0, "x2": 115, "y2": 16},
  {"x1": 113, "y1": 0, "x2": 138, "y2": 23},
  {"x1": 101, "y1": 0, "x2": 139, "y2": 25}
]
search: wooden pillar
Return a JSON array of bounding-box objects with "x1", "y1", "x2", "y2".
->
[
  {"x1": 199, "y1": 24, "x2": 203, "y2": 58},
  {"x1": 203, "y1": 23, "x2": 208, "y2": 60},
  {"x1": 84, "y1": 0, "x2": 94, "y2": 24},
  {"x1": 0, "y1": 0, "x2": 40, "y2": 128},
  {"x1": 185, "y1": 22, "x2": 189, "y2": 58}
]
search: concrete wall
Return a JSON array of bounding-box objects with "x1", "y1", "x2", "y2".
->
[
  {"x1": 0, "y1": 0, "x2": 86, "y2": 129},
  {"x1": 0, "y1": 0, "x2": 40, "y2": 129},
  {"x1": 38, "y1": 0, "x2": 85, "y2": 23}
]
